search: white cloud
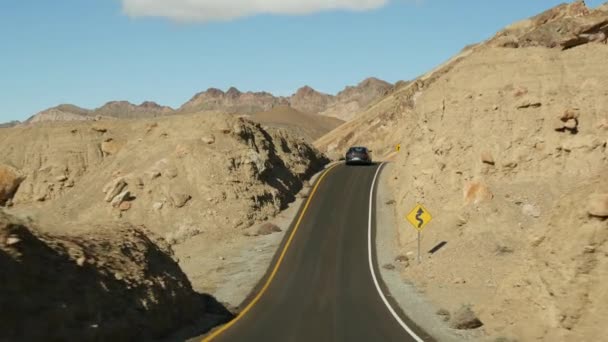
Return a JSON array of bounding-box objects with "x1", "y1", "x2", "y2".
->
[{"x1": 121, "y1": 0, "x2": 390, "y2": 22}]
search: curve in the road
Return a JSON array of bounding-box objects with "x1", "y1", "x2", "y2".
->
[
  {"x1": 202, "y1": 162, "x2": 429, "y2": 342},
  {"x1": 202, "y1": 163, "x2": 340, "y2": 341}
]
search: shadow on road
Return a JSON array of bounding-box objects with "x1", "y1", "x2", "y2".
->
[{"x1": 159, "y1": 294, "x2": 235, "y2": 342}]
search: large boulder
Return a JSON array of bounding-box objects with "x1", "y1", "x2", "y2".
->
[{"x1": 0, "y1": 165, "x2": 24, "y2": 206}]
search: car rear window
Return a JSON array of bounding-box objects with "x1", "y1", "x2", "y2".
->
[{"x1": 349, "y1": 147, "x2": 367, "y2": 153}]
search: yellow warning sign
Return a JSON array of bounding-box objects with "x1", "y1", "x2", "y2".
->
[
  {"x1": 406, "y1": 204, "x2": 432, "y2": 231},
  {"x1": 396, "y1": 144, "x2": 401, "y2": 152}
]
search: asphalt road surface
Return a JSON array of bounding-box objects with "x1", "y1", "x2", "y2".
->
[{"x1": 203, "y1": 163, "x2": 431, "y2": 342}]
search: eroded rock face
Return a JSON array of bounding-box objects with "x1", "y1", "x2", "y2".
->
[{"x1": 0, "y1": 211, "x2": 232, "y2": 341}]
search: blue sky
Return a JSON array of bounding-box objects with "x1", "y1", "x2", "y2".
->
[{"x1": 0, "y1": 0, "x2": 604, "y2": 122}]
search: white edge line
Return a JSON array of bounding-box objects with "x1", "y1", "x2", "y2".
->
[{"x1": 368, "y1": 162, "x2": 425, "y2": 342}]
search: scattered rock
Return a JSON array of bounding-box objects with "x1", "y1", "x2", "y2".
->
[
  {"x1": 564, "y1": 119, "x2": 578, "y2": 130},
  {"x1": 146, "y1": 170, "x2": 161, "y2": 180},
  {"x1": 531, "y1": 235, "x2": 546, "y2": 247},
  {"x1": 385, "y1": 199, "x2": 396, "y2": 205},
  {"x1": 449, "y1": 305, "x2": 483, "y2": 330},
  {"x1": 584, "y1": 245, "x2": 596, "y2": 253},
  {"x1": 587, "y1": 193, "x2": 608, "y2": 218},
  {"x1": 170, "y1": 193, "x2": 191, "y2": 208},
  {"x1": 165, "y1": 225, "x2": 202, "y2": 245},
  {"x1": 496, "y1": 245, "x2": 514, "y2": 255},
  {"x1": 55, "y1": 175, "x2": 68, "y2": 182},
  {"x1": 436, "y1": 308, "x2": 451, "y2": 322},
  {"x1": 91, "y1": 126, "x2": 107, "y2": 133},
  {"x1": 481, "y1": 151, "x2": 495, "y2": 165},
  {"x1": 152, "y1": 202, "x2": 163, "y2": 211},
  {"x1": 383, "y1": 263, "x2": 396, "y2": 270},
  {"x1": 395, "y1": 255, "x2": 409, "y2": 263},
  {"x1": 463, "y1": 181, "x2": 493, "y2": 205},
  {"x1": 145, "y1": 122, "x2": 158, "y2": 133},
  {"x1": 502, "y1": 161, "x2": 518, "y2": 169},
  {"x1": 453, "y1": 277, "x2": 466, "y2": 284},
  {"x1": 164, "y1": 167, "x2": 178, "y2": 179},
  {"x1": 175, "y1": 144, "x2": 189, "y2": 157},
  {"x1": 517, "y1": 100, "x2": 542, "y2": 109},
  {"x1": 103, "y1": 179, "x2": 127, "y2": 202},
  {"x1": 76, "y1": 256, "x2": 86, "y2": 266},
  {"x1": 522, "y1": 204, "x2": 541, "y2": 218},
  {"x1": 65, "y1": 180, "x2": 75, "y2": 188},
  {"x1": 201, "y1": 135, "x2": 216, "y2": 144},
  {"x1": 560, "y1": 108, "x2": 580, "y2": 122},
  {"x1": 257, "y1": 222, "x2": 282, "y2": 235},
  {"x1": 6, "y1": 235, "x2": 21, "y2": 245},
  {"x1": 111, "y1": 191, "x2": 130, "y2": 208},
  {"x1": 118, "y1": 201, "x2": 132, "y2": 211}
]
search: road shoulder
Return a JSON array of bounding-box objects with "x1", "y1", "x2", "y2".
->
[{"x1": 375, "y1": 162, "x2": 475, "y2": 342}]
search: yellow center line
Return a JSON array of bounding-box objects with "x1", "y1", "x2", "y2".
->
[{"x1": 202, "y1": 162, "x2": 340, "y2": 341}]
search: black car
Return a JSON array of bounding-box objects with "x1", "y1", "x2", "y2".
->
[{"x1": 345, "y1": 146, "x2": 372, "y2": 165}]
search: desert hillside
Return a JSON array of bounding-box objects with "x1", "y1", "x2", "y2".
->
[
  {"x1": 0, "y1": 113, "x2": 328, "y2": 242},
  {"x1": 317, "y1": 1, "x2": 607, "y2": 341}
]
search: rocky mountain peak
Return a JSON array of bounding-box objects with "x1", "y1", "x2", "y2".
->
[{"x1": 226, "y1": 87, "x2": 242, "y2": 98}]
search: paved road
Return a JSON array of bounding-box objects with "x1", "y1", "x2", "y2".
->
[{"x1": 204, "y1": 163, "x2": 430, "y2": 342}]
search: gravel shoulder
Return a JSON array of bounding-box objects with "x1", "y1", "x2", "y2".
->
[{"x1": 375, "y1": 162, "x2": 481, "y2": 342}]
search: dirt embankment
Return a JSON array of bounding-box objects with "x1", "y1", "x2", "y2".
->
[
  {"x1": 0, "y1": 210, "x2": 233, "y2": 341},
  {"x1": 317, "y1": 2, "x2": 608, "y2": 341}
]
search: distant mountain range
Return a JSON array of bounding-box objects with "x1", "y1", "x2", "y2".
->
[{"x1": 10, "y1": 77, "x2": 394, "y2": 125}]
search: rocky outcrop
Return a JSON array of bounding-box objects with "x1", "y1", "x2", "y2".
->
[
  {"x1": 0, "y1": 165, "x2": 24, "y2": 206},
  {"x1": 289, "y1": 86, "x2": 332, "y2": 114},
  {"x1": 26, "y1": 104, "x2": 93, "y2": 124},
  {"x1": 489, "y1": 1, "x2": 608, "y2": 50},
  {"x1": 0, "y1": 113, "x2": 329, "y2": 242},
  {"x1": 178, "y1": 87, "x2": 287, "y2": 115},
  {"x1": 319, "y1": 77, "x2": 393, "y2": 121},
  {"x1": 0, "y1": 211, "x2": 232, "y2": 341},
  {"x1": 95, "y1": 101, "x2": 174, "y2": 119}
]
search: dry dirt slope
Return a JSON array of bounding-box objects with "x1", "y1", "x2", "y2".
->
[{"x1": 316, "y1": 2, "x2": 608, "y2": 341}]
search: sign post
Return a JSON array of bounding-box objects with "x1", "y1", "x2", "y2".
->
[{"x1": 406, "y1": 204, "x2": 432, "y2": 264}]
